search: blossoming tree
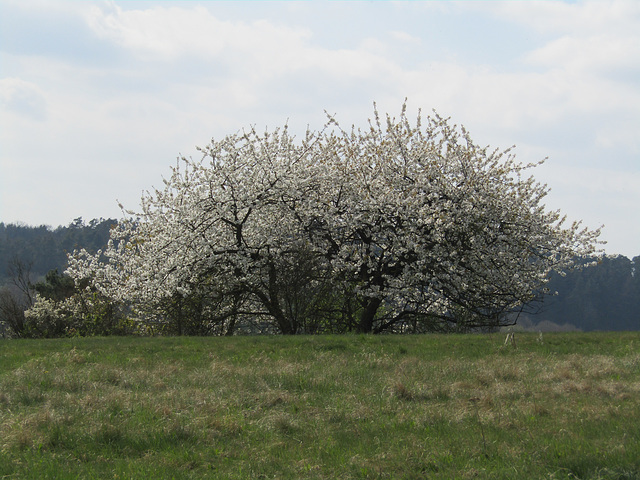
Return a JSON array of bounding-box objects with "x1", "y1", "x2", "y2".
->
[{"x1": 67, "y1": 104, "x2": 602, "y2": 334}]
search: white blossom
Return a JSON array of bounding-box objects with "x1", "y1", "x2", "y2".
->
[{"x1": 66, "y1": 104, "x2": 602, "y2": 334}]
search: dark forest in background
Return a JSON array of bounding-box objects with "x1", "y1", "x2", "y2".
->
[
  {"x1": 520, "y1": 254, "x2": 639, "y2": 332},
  {"x1": 1, "y1": 219, "x2": 638, "y2": 332},
  {"x1": 0, "y1": 218, "x2": 115, "y2": 282}
]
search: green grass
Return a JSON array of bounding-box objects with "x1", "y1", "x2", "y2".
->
[{"x1": 1, "y1": 332, "x2": 639, "y2": 479}]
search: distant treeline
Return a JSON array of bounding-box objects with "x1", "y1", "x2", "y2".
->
[
  {"x1": 0, "y1": 218, "x2": 116, "y2": 284},
  {"x1": 536, "y1": 254, "x2": 640, "y2": 332},
  {"x1": 0, "y1": 218, "x2": 638, "y2": 332}
]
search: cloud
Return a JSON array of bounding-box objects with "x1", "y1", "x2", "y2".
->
[
  {"x1": 85, "y1": 3, "x2": 312, "y2": 65},
  {"x1": 483, "y1": 0, "x2": 639, "y2": 34},
  {"x1": 0, "y1": 77, "x2": 47, "y2": 120},
  {"x1": 488, "y1": 1, "x2": 640, "y2": 80},
  {"x1": 389, "y1": 31, "x2": 422, "y2": 45},
  {"x1": 76, "y1": 2, "x2": 412, "y2": 128},
  {"x1": 526, "y1": 34, "x2": 640, "y2": 75},
  {"x1": 536, "y1": 164, "x2": 640, "y2": 255},
  {"x1": 0, "y1": 1, "x2": 120, "y2": 66}
]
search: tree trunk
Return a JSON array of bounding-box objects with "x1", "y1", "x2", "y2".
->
[{"x1": 357, "y1": 297, "x2": 382, "y2": 333}]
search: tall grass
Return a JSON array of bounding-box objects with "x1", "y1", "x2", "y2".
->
[{"x1": 1, "y1": 333, "x2": 639, "y2": 479}]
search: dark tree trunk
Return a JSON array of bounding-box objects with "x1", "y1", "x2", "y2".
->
[{"x1": 357, "y1": 297, "x2": 382, "y2": 333}]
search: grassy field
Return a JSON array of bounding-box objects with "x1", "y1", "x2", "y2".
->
[{"x1": 0, "y1": 332, "x2": 639, "y2": 479}]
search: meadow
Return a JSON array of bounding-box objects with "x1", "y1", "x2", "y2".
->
[{"x1": 0, "y1": 332, "x2": 639, "y2": 479}]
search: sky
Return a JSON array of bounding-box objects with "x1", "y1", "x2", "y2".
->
[{"x1": 1, "y1": 1, "x2": 639, "y2": 258}]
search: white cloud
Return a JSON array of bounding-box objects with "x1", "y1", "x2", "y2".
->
[
  {"x1": 488, "y1": 0, "x2": 640, "y2": 36},
  {"x1": 537, "y1": 163, "x2": 640, "y2": 255},
  {"x1": 0, "y1": 77, "x2": 48, "y2": 120},
  {"x1": 526, "y1": 34, "x2": 640, "y2": 74},
  {"x1": 489, "y1": 0, "x2": 640, "y2": 90},
  {"x1": 85, "y1": 3, "x2": 312, "y2": 65},
  {"x1": 389, "y1": 31, "x2": 422, "y2": 45}
]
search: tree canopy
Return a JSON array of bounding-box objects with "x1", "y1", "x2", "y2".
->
[{"x1": 66, "y1": 105, "x2": 602, "y2": 335}]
